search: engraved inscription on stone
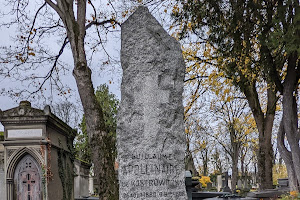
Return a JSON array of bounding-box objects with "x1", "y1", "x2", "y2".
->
[
  {"x1": 117, "y1": 6, "x2": 187, "y2": 200},
  {"x1": 7, "y1": 129, "x2": 42, "y2": 139},
  {"x1": 118, "y1": 152, "x2": 186, "y2": 199},
  {"x1": 0, "y1": 152, "x2": 4, "y2": 171}
]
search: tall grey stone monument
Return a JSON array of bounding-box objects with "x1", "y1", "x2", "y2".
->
[{"x1": 117, "y1": 6, "x2": 187, "y2": 200}]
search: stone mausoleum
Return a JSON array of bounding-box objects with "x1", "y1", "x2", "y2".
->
[{"x1": 0, "y1": 101, "x2": 76, "y2": 200}]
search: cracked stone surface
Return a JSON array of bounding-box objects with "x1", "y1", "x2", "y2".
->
[{"x1": 117, "y1": 6, "x2": 187, "y2": 200}]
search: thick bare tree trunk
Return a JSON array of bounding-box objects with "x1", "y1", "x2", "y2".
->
[
  {"x1": 242, "y1": 84, "x2": 276, "y2": 190},
  {"x1": 240, "y1": 150, "x2": 248, "y2": 188},
  {"x1": 231, "y1": 154, "x2": 238, "y2": 193},
  {"x1": 257, "y1": 112, "x2": 274, "y2": 190},
  {"x1": 277, "y1": 120, "x2": 298, "y2": 191},
  {"x1": 45, "y1": 0, "x2": 119, "y2": 199},
  {"x1": 230, "y1": 126, "x2": 239, "y2": 193},
  {"x1": 281, "y1": 53, "x2": 300, "y2": 191},
  {"x1": 185, "y1": 147, "x2": 198, "y2": 177},
  {"x1": 241, "y1": 155, "x2": 245, "y2": 188},
  {"x1": 202, "y1": 150, "x2": 209, "y2": 176}
]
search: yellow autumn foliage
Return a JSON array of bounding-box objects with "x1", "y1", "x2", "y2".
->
[
  {"x1": 290, "y1": 191, "x2": 298, "y2": 198},
  {"x1": 199, "y1": 176, "x2": 211, "y2": 188},
  {"x1": 272, "y1": 164, "x2": 288, "y2": 185}
]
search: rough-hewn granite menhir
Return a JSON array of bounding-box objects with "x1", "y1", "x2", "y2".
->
[{"x1": 117, "y1": 6, "x2": 187, "y2": 200}]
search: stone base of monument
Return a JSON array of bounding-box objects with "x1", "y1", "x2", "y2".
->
[
  {"x1": 191, "y1": 192, "x2": 232, "y2": 200},
  {"x1": 277, "y1": 178, "x2": 289, "y2": 189},
  {"x1": 74, "y1": 197, "x2": 98, "y2": 200},
  {"x1": 246, "y1": 189, "x2": 289, "y2": 199},
  {"x1": 186, "y1": 171, "x2": 239, "y2": 200},
  {"x1": 223, "y1": 186, "x2": 232, "y2": 193}
]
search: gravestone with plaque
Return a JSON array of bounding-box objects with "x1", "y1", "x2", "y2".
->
[{"x1": 117, "y1": 6, "x2": 187, "y2": 200}]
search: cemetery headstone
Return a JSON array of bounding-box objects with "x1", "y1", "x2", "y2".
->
[
  {"x1": 117, "y1": 6, "x2": 187, "y2": 200},
  {"x1": 237, "y1": 179, "x2": 242, "y2": 189},
  {"x1": 74, "y1": 160, "x2": 92, "y2": 198},
  {"x1": 277, "y1": 178, "x2": 289, "y2": 188},
  {"x1": 185, "y1": 171, "x2": 193, "y2": 200},
  {"x1": 217, "y1": 175, "x2": 222, "y2": 192},
  {"x1": 223, "y1": 172, "x2": 232, "y2": 193},
  {"x1": 207, "y1": 182, "x2": 213, "y2": 190}
]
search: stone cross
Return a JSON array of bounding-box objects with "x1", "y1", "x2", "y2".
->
[
  {"x1": 223, "y1": 172, "x2": 232, "y2": 193},
  {"x1": 117, "y1": 6, "x2": 187, "y2": 200}
]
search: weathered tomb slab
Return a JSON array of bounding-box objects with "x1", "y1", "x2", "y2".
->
[
  {"x1": 117, "y1": 6, "x2": 187, "y2": 200},
  {"x1": 7, "y1": 129, "x2": 43, "y2": 139}
]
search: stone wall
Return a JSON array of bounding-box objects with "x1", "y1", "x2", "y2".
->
[
  {"x1": 74, "y1": 159, "x2": 91, "y2": 198},
  {"x1": 0, "y1": 144, "x2": 5, "y2": 199}
]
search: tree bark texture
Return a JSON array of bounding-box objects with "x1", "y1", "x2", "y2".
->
[
  {"x1": 281, "y1": 53, "x2": 300, "y2": 191},
  {"x1": 231, "y1": 155, "x2": 238, "y2": 192},
  {"x1": 204, "y1": 150, "x2": 208, "y2": 176},
  {"x1": 229, "y1": 124, "x2": 239, "y2": 192},
  {"x1": 277, "y1": 120, "x2": 298, "y2": 191},
  {"x1": 45, "y1": 0, "x2": 118, "y2": 199},
  {"x1": 240, "y1": 148, "x2": 248, "y2": 188},
  {"x1": 242, "y1": 83, "x2": 276, "y2": 190},
  {"x1": 185, "y1": 148, "x2": 198, "y2": 177}
]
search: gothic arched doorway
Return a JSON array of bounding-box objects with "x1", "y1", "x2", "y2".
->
[{"x1": 13, "y1": 154, "x2": 42, "y2": 200}]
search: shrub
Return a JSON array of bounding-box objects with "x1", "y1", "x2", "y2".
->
[{"x1": 199, "y1": 176, "x2": 211, "y2": 188}]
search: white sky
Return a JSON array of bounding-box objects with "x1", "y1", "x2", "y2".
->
[
  {"x1": 0, "y1": 0, "x2": 127, "y2": 131},
  {"x1": 0, "y1": 1, "x2": 173, "y2": 131}
]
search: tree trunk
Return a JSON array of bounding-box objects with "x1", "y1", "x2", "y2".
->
[
  {"x1": 45, "y1": 0, "x2": 119, "y2": 199},
  {"x1": 231, "y1": 154, "x2": 238, "y2": 193},
  {"x1": 282, "y1": 53, "x2": 300, "y2": 191},
  {"x1": 242, "y1": 83, "x2": 276, "y2": 190},
  {"x1": 257, "y1": 112, "x2": 274, "y2": 190},
  {"x1": 277, "y1": 120, "x2": 298, "y2": 191},
  {"x1": 185, "y1": 148, "x2": 198, "y2": 176},
  {"x1": 70, "y1": 29, "x2": 119, "y2": 200},
  {"x1": 240, "y1": 151, "x2": 247, "y2": 188},
  {"x1": 71, "y1": 34, "x2": 119, "y2": 200},
  {"x1": 203, "y1": 150, "x2": 208, "y2": 176},
  {"x1": 229, "y1": 123, "x2": 239, "y2": 193}
]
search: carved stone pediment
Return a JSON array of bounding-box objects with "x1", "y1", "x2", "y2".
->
[{"x1": 0, "y1": 101, "x2": 44, "y2": 118}]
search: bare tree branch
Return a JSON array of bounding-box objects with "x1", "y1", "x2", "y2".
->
[
  {"x1": 45, "y1": 0, "x2": 64, "y2": 20},
  {"x1": 184, "y1": 75, "x2": 208, "y2": 82},
  {"x1": 25, "y1": 2, "x2": 47, "y2": 51},
  {"x1": 85, "y1": 19, "x2": 120, "y2": 30},
  {"x1": 29, "y1": 36, "x2": 69, "y2": 95}
]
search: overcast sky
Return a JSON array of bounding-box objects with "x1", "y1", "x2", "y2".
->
[
  {"x1": 0, "y1": 1, "x2": 173, "y2": 131},
  {"x1": 0, "y1": 0, "x2": 128, "y2": 131}
]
